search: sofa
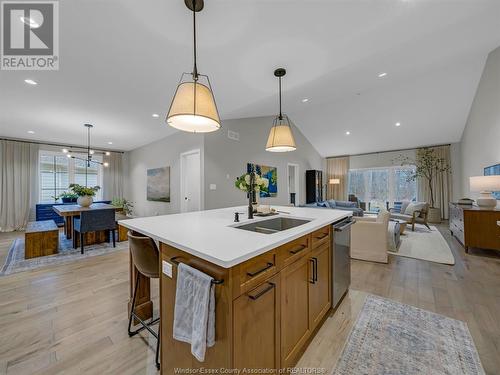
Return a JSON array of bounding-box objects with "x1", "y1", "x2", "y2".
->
[{"x1": 302, "y1": 200, "x2": 364, "y2": 217}]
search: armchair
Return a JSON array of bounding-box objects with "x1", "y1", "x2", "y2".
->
[
  {"x1": 389, "y1": 202, "x2": 430, "y2": 231},
  {"x1": 351, "y1": 211, "x2": 390, "y2": 263}
]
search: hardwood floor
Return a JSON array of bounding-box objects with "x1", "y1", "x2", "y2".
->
[{"x1": 0, "y1": 224, "x2": 499, "y2": 374}]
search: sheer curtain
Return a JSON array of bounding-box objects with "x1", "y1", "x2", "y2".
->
[
  {"x1": 417, "y1": 145, "x2": 452, "y2": 220},
  {"x1": 0, "y1": 140, "x2": 39, "y2": 232},
  {"x1": 102, "y1": 152, "x2": 123, "y2": 201},
  {"x1": 326, "y1": 157, "x2": 349, "y2": 200}
]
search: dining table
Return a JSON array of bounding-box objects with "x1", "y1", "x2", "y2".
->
[{"x1": 53, "y1": 203, "x2": 120, "y2": 240}]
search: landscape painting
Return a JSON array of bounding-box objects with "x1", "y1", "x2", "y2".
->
[
  {"x1": 247, "y1": 163, "x2": 278, "y2": 198},
  {"x1": 147, "y1": 167, "x2": 170, "y2": 202}
]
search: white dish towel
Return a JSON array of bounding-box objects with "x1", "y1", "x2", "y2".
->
[{"x1": 173, "y1": 262, "x2": 215, "y2": 362}]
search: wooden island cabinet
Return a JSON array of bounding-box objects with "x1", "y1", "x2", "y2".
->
[{"x1": 159, "y1": 225, "x2": 333, "y2": 373}]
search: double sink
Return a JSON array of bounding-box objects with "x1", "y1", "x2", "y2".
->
[{"x1": 234, "y1": 217, "x2": 311, "y2": 234}]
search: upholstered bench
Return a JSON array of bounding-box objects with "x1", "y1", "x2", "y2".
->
[{"x1": 25, "y1": 220, "x2": 59, "y2": 259}]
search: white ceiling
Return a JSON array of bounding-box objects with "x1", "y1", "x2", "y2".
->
[{"x1": 1, "y1": 0, "x2": 499, "y2": 155}]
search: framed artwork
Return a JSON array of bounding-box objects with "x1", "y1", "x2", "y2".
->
[
  {"x1": 247, "y1": 163, "x2": 278, "y2": 198},
  {"x1": 147, "y1": 167, "x2": 170, "y2": 202}
]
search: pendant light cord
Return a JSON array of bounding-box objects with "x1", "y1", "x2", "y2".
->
[
  {"x1": 192, "y1": 0, "x2": 198, "y2": 80},
  {"x1": 278, "y1": 76, "x2": 283, "y2": 120}
]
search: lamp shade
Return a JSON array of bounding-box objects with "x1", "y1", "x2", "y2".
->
[
  {"x1": 266, "y1": 115, "x2": 296, "y2": 152},
  {"x1": 167, "y1": 80, "x2": 221, "y2": 133},
  {"x1": 470, "y1": 175, "x2": 500, "y2": 192},
  {"x1": 329, "y1": 178, "x2": 340, "y2": 185}
]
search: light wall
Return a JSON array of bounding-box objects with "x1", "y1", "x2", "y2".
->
[
  {"x1": 203, "y1": 116, "x2": 324, "y2": 209},
  {"x1": 460, "y1": 45, "x2": 500, "y2": 205},
  {"x1": 125, "y1": 116, "x2": 324, "y2": 216},
  {"x1": 125, "y1": 132, "x2": 204, "y2": 217}
]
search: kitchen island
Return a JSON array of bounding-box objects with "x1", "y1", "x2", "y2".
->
[{"x1": 120, "y1": 206, "x2": 352, "y2": 373}]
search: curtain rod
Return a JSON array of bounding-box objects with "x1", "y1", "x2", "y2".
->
[
  {"x1": 326, "y1": 143, "x2": 451, "y2": 159},
  {"x1": 0, "y1": 136, "x2": 125, "y2": 154}
]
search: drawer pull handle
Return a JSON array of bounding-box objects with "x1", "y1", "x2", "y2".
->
[
  {"x1": 247, "y1": 262, "x2": 274, "y2": 277},
  {"x1": 289, "y1": 244, "x2": 307, "y2": 255},
  {"x1": 248, "y1": 282, "x2": 275, "y2": 300},
  {"x1": 312, "y1": 257, "x2": 318, "y2": 282},
  {"x1": 314, "y1": 233, "x2": 328, "y2": 240}
]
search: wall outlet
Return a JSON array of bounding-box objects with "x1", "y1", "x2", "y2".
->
[
  {"x1": 162, "y1": 260, "x2": 173, "y2": 278},
  {"x1": 209, "y1": 184, "x2": 217, "y2": 190},
  {"x1": 227, "y1": 130, "x2": 240, "y2": 141}
]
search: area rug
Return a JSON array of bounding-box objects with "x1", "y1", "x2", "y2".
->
[
  {"x1": 332, "y1": 295, "x2": 485, "y2": 375},
  {"x1": 0, "y1": 234, "x2": 127, "y2": 276},
  {"x1": 388, "y1": 224, "x2": 455, "y2": 265}
]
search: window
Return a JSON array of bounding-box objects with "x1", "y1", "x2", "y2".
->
[
  {"x1": 348, "y1": 166, "x2": 416, "y2": 207},
  {"x1": 39, "y1": 151, "x2": 103, "y2": 202}
]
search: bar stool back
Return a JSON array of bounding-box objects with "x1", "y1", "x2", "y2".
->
[{"x1": 127, "y1": 231, "x2": 160, "y2": 370}]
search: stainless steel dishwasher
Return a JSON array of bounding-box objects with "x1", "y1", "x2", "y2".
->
[{"x1": 332, "y1": 216, "x2": 355, "y2": 308}]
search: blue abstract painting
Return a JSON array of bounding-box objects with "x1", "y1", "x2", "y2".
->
[{"x1": 247, "y1": 163, "x2": 277, "y2": 198}]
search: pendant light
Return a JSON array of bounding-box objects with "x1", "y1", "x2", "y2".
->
[
  {"x1": 166, "y1": 0, "x2": 221, "y2": 133},
  {"x1": 266, "y1": 68, "x2": 297, "y2": 152}
]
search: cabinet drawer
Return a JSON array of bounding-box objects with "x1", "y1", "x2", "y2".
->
[
  {"x1": 232, "y1": 250, "x2": 278, "y2": 299},
  {"x1": 277, "y1": 235, "x2": 311, "y2": 269},
  {"x1": 311, "y1": 226, "x2": 330, "y2": 249}
]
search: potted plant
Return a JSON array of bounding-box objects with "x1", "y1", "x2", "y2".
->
[
  {"x1": 69, "y1": 183, "x2": 100, "y2": 207},
  {"x1": 111, "y1": 197, "x2": 134, "y2": 217},
  {"x1": 55, "y1": 191, "x2": 79, "y2": 203},
  {"x1": 396, "y1": 149, "x2": 451, "y2": 223}
]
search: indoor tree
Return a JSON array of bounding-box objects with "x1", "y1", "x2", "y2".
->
[{"x1": 396, "y1": 148, "x2": 451, "y2": 209}]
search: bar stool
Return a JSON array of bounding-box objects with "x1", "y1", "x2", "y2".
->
[{"x1": 127, "y1": 231, "x2": 160, "y2": 370}]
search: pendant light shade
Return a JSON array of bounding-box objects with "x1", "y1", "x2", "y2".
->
[
  {"x1": 167, "y1": 78, "x2": 220, "y2": 133},
  {"x1": 166, "y1": 0, "x2": 221, "y2": 133},
  {"x1": 266, "y1": 68, "x2": 296, "y2": 152},
  {"x1": 266, "y1": 115, "x2": 296, "y2": 152}
]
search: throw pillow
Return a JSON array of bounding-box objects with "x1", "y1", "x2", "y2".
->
[
  {"x1": 317, "y1": 202, "x2": 328, "y2": 208},
  {"x1": 404, "y1": 202, "x2": 426, "y2": 217},
  {"x1": 327, "y1": 200, "x2": 337, "y2": 209},
  {"x1": 399, "y1": 200, "x2": 411, "y2": 214}
]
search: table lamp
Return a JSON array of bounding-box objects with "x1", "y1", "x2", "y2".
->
[
  {"x1": 329, "y1": 178, "x2": 340, "y2": 185},
  {"x1": 470, "y1": 176, "x2": 500, "y2": 208}
]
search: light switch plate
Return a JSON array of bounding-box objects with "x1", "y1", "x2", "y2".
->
[
  {"x1": 162, "y1": 260, "x2": 173, "y2": 278},
  {"x1": 209, "y1": 184, "x2": 216, "y2": 190}
]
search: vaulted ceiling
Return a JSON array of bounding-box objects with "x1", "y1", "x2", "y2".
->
[{"x1": 1, "y1": 0, "x2": 499, "y2": 156}]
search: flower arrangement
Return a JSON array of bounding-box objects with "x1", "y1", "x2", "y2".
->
[
  {"x1": 234, "y1": 173, "x2": 269, "y2": 194},
  {"x1": 69, "y1": 183, "x2": 100, "y2": 197}
]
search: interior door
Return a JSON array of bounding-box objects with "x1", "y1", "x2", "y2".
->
[{"x1": 181, "y1": 150, "x2": 201, "y2": 212}]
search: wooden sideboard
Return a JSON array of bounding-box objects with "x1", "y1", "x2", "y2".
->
[{"x1": 449, "y1": 203, "x2": 500, "y2": 253}]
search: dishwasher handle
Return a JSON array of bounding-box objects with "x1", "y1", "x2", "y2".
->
[{"x1": 333, "y1": 218, "x2": 355, "y2": 232}]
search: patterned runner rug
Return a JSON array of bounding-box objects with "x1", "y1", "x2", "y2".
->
[
  {"x1": 0, "y1": 233, "x2": 127, "y2": 276},
  {"x1": 333, "y1": 295, "x2": 485, "y2": 375}
]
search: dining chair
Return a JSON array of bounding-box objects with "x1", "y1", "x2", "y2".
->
[{"x1": 73, "y1": 209, "x2": 117, "y2": 254}]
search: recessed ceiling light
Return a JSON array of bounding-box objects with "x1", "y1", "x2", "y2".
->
[
  {"x1": 62, "y1": 148, "x2": 68, "y2": 153},
  {"x1": 107, "y1": 141, "x2": 113, "y2": 145},
  {"x1": 152, "y1": 113, "x2": 160, "y2": 118},
  {"x1": 395, "y1": 122, "x2": 401, "y2": 127},
  {"x1": 105, "y1": 151, "x2": 110, "y2": 156},
  {"x1": 301, "y1": 98, "x2": 309, "y2": 103},
  {"x1": 378, "y1": 72, "x2": 387, "y2": 78},
  {"x1": 27, "y1": 130, "x2": 35, "y2": 134},
  {"x1": 345, "y1": 131, "x2": 351, "y2": 135},
  {"x1": 24, "y1": 79, "x2": 37, "y2": 85},
  {"x1": 67, "y1": 154, "x2": 72, "y2": 158}
]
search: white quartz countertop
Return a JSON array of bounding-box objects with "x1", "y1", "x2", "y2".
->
[{"x1": 119, "y1": 206, "x2": 351, "y2": 268}]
